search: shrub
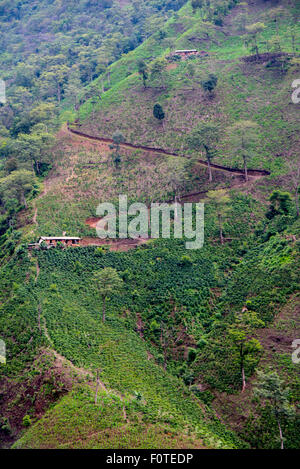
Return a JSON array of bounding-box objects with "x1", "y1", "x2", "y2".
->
[
  {"x1": 22, "y1": 415, "x2": 32, "y2": 427},
  {"x1": 187, "y1": 348, "x2": 197, "y2": 363},
  {"x1": 179, "y1": 255, "x2": 193, "y2": 266},
  {"x1": 197, "y1": 338, "x2": 208, "y2": 349},
  {"x1": 0, "y1": 417, "x2": 12, "y2": 435}
]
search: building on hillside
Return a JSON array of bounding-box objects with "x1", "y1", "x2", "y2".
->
[
  {"x1": 174, "y1": 49, "x2": 198, "y2": 57},
  {"x1": 28, "y1": 237, "x2": 82, "y2": 249}
]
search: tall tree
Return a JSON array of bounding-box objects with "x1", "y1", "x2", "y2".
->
[
  {"x1": 0, "y1": 169, "x2": 36, "y2": 210},
  {"x1": 15, "y1": 127, "x2": 54, "y2": 175},
  {"x1": 244, "y1": 23, "x2": 266, "y2": 58},
  {"x1": 150, "y1": 59, "x2": 168, "y2": 89},
  {"x1": 39, "y1": 64, "x2": 69, "y2": 102},
  {"x1": 64, "y1": 71, "x2": 82, "y2": 109},
  {"x1": 93, "y1": 268, "x2": 123, "y2": 322},
  {"x1": 227, "y1": 120, "x2": 260, "y2": 181},
  {"x1": 109, "y1": 131, "x2": 125, "y2": 169},
  {"x1": 137, "y1": 60, "x2": 148, "y2": 89},
  {"x1": 206, "y1": 190, "x2": 231, "y2": 244},
  {"x1": 254, "y1": 371, "x2": 295, "y2": 449},
  {"x1": 228, "y1": 311, "x2": 264, "y2": 392},
  {"x1": 287, "y1": 25, "x2": 297, "y2": 56},
  {"x1": 286, "y1": 159, "x2": 300, "y2": 217},
  {"x1": 186, "y1": 122, "x2": 219, "y2": 182}
]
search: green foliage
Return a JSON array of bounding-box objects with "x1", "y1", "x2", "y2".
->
[
  {"x1": 254, "y1": 370, "x2": 296, "y2": 449},
  {"x1": 186, "y1": 122, "x2": 219, "y2": 181},
  {"x1": 93, "y1": 267, "x2": 123, "y2": 322},
  {"x1": 201, "y1": 74, "x2": 218, "y2": 94},
  {"x1": 244, "y1": 23, "x2": 266, "y2": 57},
  {"x1": 206, "y1": 190, "x2": 231, "y2": 244},
  {"x1": 0, "y1": 170, "x2": 37, "y2": 211},
  {"x1": 179, "y1": 254, "x2": 193, "y2": 266},
  {"x1": 191, "y1": 0, "x2": 204, "y2": 14},
  {"x1": 187, "y1": 348, "x2": 197, "y2": 363},
  {"x1": 228, "y1": 311, "x2": 264, "y2": 390},
  {"x1": 22, "y1": 415, "x2": 32, "y2": 428},
  {"x1": 226, "y1": 120, "x2": 260, "y2": 181},
  {"x1": 0, "y1": 0, "x2": 299, "y2": 450},
  {"x1": 137, "y1": 60, "x2": 149, "y2": 88},
  {"x1": 153, "y1": 103, "x2": 165, "y2": 121},
  {"x1": 266, "y1": 190, "x2": 293, "y2": 220},
  {"x1": 0, "y1": 417, "x2": 12, "y2": 436}
]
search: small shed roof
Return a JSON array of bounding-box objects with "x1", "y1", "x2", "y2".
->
[
  {"x1": 175, "y1": 49, "x2": 197, "y2": 53},
  {"x1": 39, "y1": 237, "x2": 82, "y2": 241}
]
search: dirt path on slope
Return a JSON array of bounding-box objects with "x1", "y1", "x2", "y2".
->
[
  {"x1": 66, "y1": 123, "x2": 270, "y2": 179},
  {"x1": 40, "y1": 123, "x2": 271, "y2": 251},
  {"x1": 60, "y1": 123, "x2": 270, "y2": 251}
]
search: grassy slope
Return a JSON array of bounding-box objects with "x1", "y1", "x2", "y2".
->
[
  {"x1": 3, "y1": 245, "x2": 243, "y2": 449},
  {"x1": 77, "y1": 0, "x2": 299, "y2": 173}
]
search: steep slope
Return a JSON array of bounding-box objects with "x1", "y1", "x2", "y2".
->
[
  {"x1": 1, "y1": 245, "x2": 242, "y2": 449},
  {"x1": 0, "y1": 0, "x2": 299, "y2": 450},
  {"x1": 22, "y1": 0, "x2": 299, "y2": 238}
]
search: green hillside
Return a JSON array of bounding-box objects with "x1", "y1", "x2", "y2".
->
[{"x1": 0, "y1": 0, "x2": 299, "y2": 450}]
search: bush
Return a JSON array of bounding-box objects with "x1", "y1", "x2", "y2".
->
[
  {"x1": 0, "y1": 417, "x2": 12, "y2": 435},
  {"x1": 197, "y1": 338, "x2": 208, "y2": 349},
  {"x1": 190, "y1": 387, "x2": 215, "y2": 405},
  {"x1": 187, "y1": 348, "x2": 197, "y2": 363},
  {"x1": 22, "y1": 415, "x2": 32, "y2": 427},
  {"x1": 179, "y1": 255, "x2": 193, "y2": 266}
]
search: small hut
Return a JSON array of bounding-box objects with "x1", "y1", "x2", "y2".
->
[
  {"x1": 28, "y1": 237, "x2": 82, "y2": 249},
  {"x1": 174, "y1": 49, "x2": 198, "y2": 57},
  {"x1": 39, "y1": 236, "x2": 81, "y2": 247}
]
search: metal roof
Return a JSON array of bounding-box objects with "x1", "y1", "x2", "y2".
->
[
  {"x1": 175, "y1": 49, "x2": 197, "y2": 52},
  {"x1": 39, "y1": 237, "x2": 82, "y2": 241}
]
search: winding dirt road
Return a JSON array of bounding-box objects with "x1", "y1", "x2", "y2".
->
[
  {"x1": 67, "y1": 123, "x2": 270, "y2": 179},
  {"x1": 34, "y1": 123, "x2": 271, "y2": 251}
]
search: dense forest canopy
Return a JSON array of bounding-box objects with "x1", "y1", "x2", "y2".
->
[{"x1": 0, "y1": 0, "x2": 186, "y2": 134}]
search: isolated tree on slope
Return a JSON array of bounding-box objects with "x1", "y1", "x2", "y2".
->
[
  {"x1": 137, "y1": 60, "x2": 148, "y2": 89},
  {"x1": 254, "y1": 371, "x2": 295, "y2": 449},
  {"x1": 110, "y1": 131, "x2": 125, "y2": 169},
  {"x1": 202, "y1": 74, "x2": 218, "y2": 96},
  {"x1": 168, "y1": 159, "x2": 188, "y2": 203},
  {"x1": 150, "y1": 59, "x2": 168, "y2": 89},
  {"x1": 286, "y1": 159, "x2": 300, "y2": 217},
  {"x1": 153, "y1": 104, "x2": 165, "y2": 128},
  {"x1": 93, "y1": 268, "x2": 123, "y2": 322},
  {"x1": 244, "y1": 23, "x2": 266, "y2": 58},
  {"x1": 186, "y1": 122, "x2": 219, "y2": 182},
  {"x1": 228, "y1": 311, "x2": 264, "y2": 392},
  {"x1": 227, "y1": 120, "x2": 260, "y2": 182},
  {"x1": 206, "y1": 189, "x2": 231, "y2": 244}
]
